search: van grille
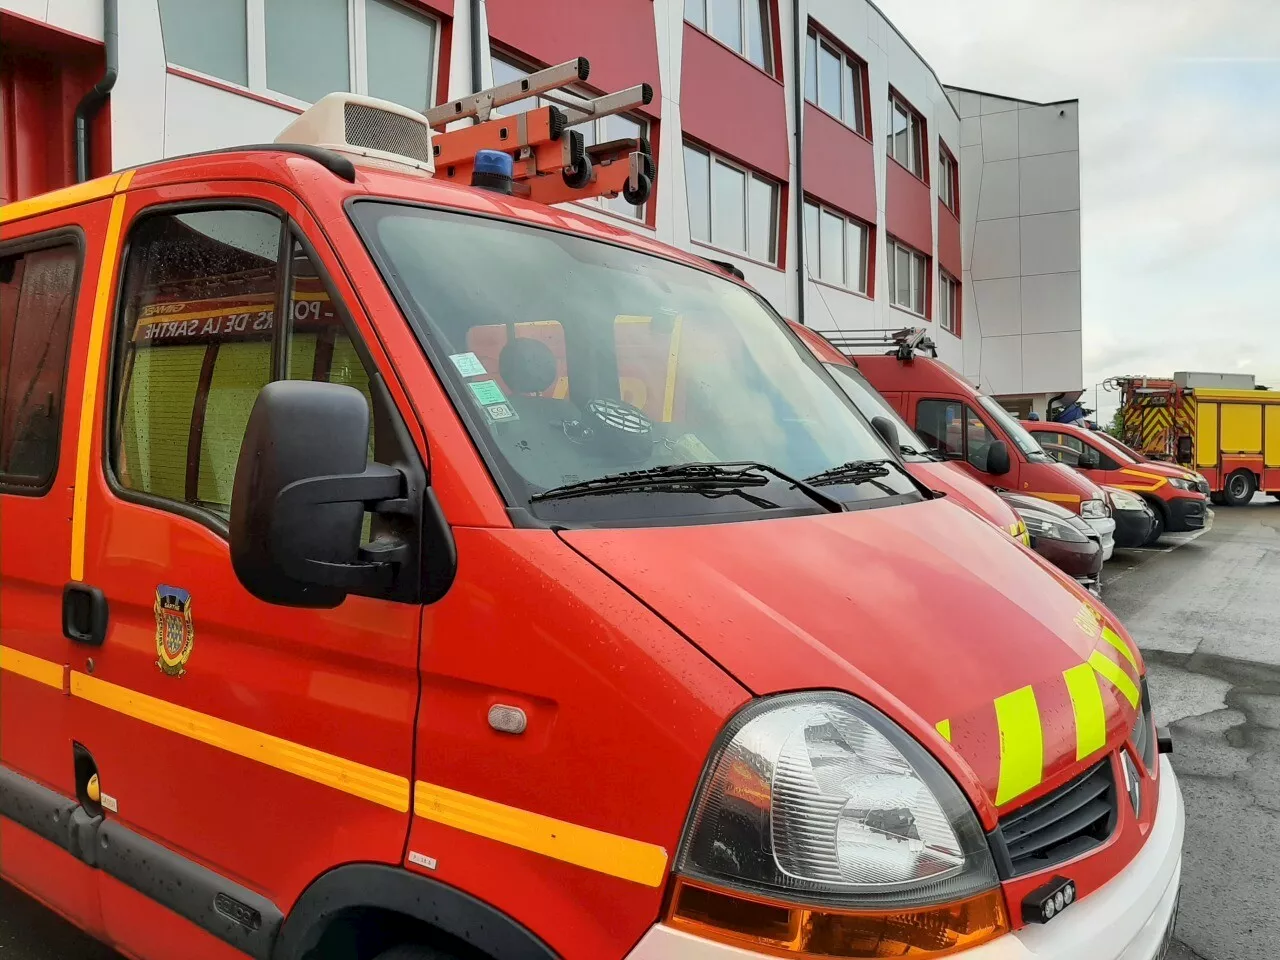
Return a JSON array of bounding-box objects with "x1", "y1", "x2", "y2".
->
[
  {"x1": 343, "y1": 103, "x2": 432, "y2": 163},
  {"x1": 989, "y1": 759, "x2": 1117, "y2": 878}
]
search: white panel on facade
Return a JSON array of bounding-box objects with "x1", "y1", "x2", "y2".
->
[
  {"x1": 1021, "y1": 331, "x2": 1083, "y2": 392},
  {"x1": 959, "y1": 144, "x2": 983, "y2": 269},
  {"x1": 110, "y1": 0, "x2": 168, "y2": 169},
  {"x1": 807, "y1": 279, "x2": 876, "y2": 331},
  {"x1": 979, "y1": 110, "x2": 1018, "y2": 162},
  {"x1": 981, "y1": 93, "x2": 1019, "y2": 115},
  {"x1": 1018, "y1": 102, "x2": 1079, "y2": 157},
  {"x1": 957, "y1": 90, "x2": 982, "y2": 118},
  {"x1": 972, "y1": 278, "x2": 1022, "y2": 337},
  {"x1": 1019, "y1": 151, "x2": 1080, "y2": 216},
  {"x1": 979, "y1": 335, "x2": 1023, "y2": 395},
  {"x1": 977, "y1": 159, "x2": 1019, "y2": 221},
  {"x1": 1021, "y1": 272, "x2": 1082, "y2": 335},
  {"x1": 164, "y1": 75, "x2": 296, "y2": 157},
  {"x1": 1020, "y1": 210, "x2": 1081, "y2": 276},
  {"x1": 46, "y1": 0, "x2": 102, "y2": 38},
  {"x1": 971, "y1": 217, "x2": 1020, "y2": 281},
  {"x1": 960, "y1": 116, "x2": 981, "y2": 147},
  {"x1": 3, "y1": 0, "x2": 48, "y2": 21}
]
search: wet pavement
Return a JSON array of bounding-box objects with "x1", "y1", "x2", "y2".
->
[
  {"x1": 1, "y1": 496, "x2": 1276, "y2": 959},
  {"x1": 1104, "y1": 495, "x2": 1280, "y2": 960}
]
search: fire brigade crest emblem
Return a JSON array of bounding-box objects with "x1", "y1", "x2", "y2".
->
[{"x1": 154, "y1": 585, "x2": 194, "y2": 677}]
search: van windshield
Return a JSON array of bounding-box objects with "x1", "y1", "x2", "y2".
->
[
  {"x1": 978, "y1": 395, "x2": 1047, "y2": 458},
  {"x1": 822, "y1": 364, "x2": 931, "y2": 459},
  {"x1": 352, "y1": 202, "x2": 918, "y2": 522}
]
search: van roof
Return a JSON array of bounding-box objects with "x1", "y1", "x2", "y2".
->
[{"x1": 854, "y1": 352, "x2": 977, "y2": 396}]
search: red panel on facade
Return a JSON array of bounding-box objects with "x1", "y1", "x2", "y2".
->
[
  {"x1": 1, "y1": 12, "x2": 109, "y2": 204},
  {"x1": 885, "y1": 159, "x2": 931, "y2": 255},
  {"x1": 681, "y1": 24, "x2": 788, "y2": 181},
  {"x1": 486, "y1": 0, "x2": 661, "y2": 115},
  {"x1": 937, "y1": 202, "x2": 961, "y2": 277},
  {"x1": 802, "y1": 104, "x2": 874, "y2": 224}
]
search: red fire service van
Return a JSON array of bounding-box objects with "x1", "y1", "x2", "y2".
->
[
  {"x1": 1025, "y1": 421, "x2": 1210, "y2": 544},
  {"x1": 0, "y1": 62, "x2": 1181, "y2": 960}
]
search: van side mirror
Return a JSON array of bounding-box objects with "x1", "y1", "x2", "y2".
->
[
  {"x1": 230, "y1": 381, "x2": 411, "y2": 608},
  {"x1": 1078, "y1": 447, "x2": 1101, "y2": 469},
  {"x1": 871, "y1": 416, "x2": 899, "y2": 454},
  {"x1": 986, "y1": 439, "x2": 1011, "y2": 476}
]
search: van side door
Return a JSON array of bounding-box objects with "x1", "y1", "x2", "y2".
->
[
  {"x1": 68, "y1": 182, "x2": 421, "y2": 959},
  {"x1": 0, "y1": 198, "x2": 114, "y2": 942},
  {"x1": 913, "y1": 396, "x2": 1021, "y2": 490}
]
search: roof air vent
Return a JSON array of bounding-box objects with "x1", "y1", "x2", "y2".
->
[{"x1": 275, "y1": 93, "x2": 434, "y2": 174}]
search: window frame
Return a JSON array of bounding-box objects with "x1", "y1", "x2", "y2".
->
[
  {"x1": 684, "y1": 0, "x2": 775, "y2": 75},
  {"x1": 804, "y1": 24, "x2": 869, "y2": 138},
  {"x1": 915, "y1": 398, "x2": 964, "y2": 461},
  {"x1": 684, "y1": 142, "x2": 782, "y2": 267},
  {"x1": 161, "y1": 0, "x2": 442, "y2": 112},
  {"x1": 104, "y1": 199, "x2": 387, "y2": 538},
  {"x1": 0, "y1": 228, "x2": 87, "y2": 497},
  {"x1": 887, "y1": 237, "x2": 929, "y2": 318},
  {"x1": 938, "y1": 267, "x2": 960, "y2": 335},
  {"x1": 938, "y1": 141, "x2": 959, "y2": 214},
  {"x1": 490, "y1": 47, "x2": 653, "y2": 226},
  {"x1": 887, "y1": 91, "x2": 927, "y2": 182},
  {"x1": 803, "y1": 198, "x2": 871, "y2": 295}
]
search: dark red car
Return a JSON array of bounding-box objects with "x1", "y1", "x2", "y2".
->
[{"x1": 999, "y1": 492, "x2": 1105, "y2": 597}]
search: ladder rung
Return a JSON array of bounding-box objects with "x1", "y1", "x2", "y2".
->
[
  {"x1": 559, "y1": 84, "x2": 654, "y2": 128},
  {"x1": 425, "y1": 58, "x2": 590, "y2": 128}
]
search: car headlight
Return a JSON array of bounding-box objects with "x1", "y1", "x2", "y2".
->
[
  {"x1": 668, "y1": 693, "x2": 1008, "y2": 956},
  {"x1": 1020, "y1": 509, "x2": 1089, "y2": 543},
  {"x1": 1107, "y1": 488, "x2": 1146, "y2": 511},
  {"x1": 1079, "y1": 497, "x2": 1109, "y2": 519},
  {"x1": 1167, "y1": 477, "x2": 1194, "y2": 491}
]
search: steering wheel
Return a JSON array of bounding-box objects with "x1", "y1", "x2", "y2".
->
[{"x1": 563, "y1": 398, "x2": 655, "y2": 463}]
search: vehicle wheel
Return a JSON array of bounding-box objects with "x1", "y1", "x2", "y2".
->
[
  {"x1": 562, "y1": 152, "x2": 593, "y2": 189},
  {"x1": 1210, "y1": 491, "x2": 1226, "y2": 506},
  {"x1": 372, "y1": 946, "x2": 458, "y2": 960},
  {"x1": 623, "y1": 170, "x2": 652, "y2": 205},
  {"x1": 1223, "y1": 469, "x2": 1256, "y2": 506},
  {"x1": 1143, "y1": 503, "x2": 1165, "y2": 546}
]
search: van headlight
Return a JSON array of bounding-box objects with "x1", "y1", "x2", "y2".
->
[
  {"x1": 1079, "y1": 497, "x2": 1109, "y2": 519},
  {"x1": 1107, "y1": 488, "x2": 1146, "y2": 512},
  {"x1": 1166, "y1": 477, "x2": 1194, "y2": 491},
  {"x1": 667, "y1": 694, "x2": 1008, "y2": 957}
]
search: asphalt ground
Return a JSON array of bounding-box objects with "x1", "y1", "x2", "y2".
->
[{"x1": 1, "y1": 495, "x2": 1276, "y2": 959}]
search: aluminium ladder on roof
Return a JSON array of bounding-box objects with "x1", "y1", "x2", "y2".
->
[
  {"x1": 425, "y1": 58, "x2": 655, "y2": 209},
  {"x1": 815, "y1": 327, "x2": 938, "y2": 361}
]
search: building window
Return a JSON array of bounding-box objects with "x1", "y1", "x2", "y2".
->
[
  {"x1": 888, "y1": 93, "x2": 926, "y2": 180},
  {"x1": 887, "y1": 238, "x2": 928, "y2": 316},
  {"x1": 157, "y1": 0, "x2": 440, "y2": 110},
  {"x1": 803, "y1": 200, "x2": 870, "y2": 293},
  {"x1": 685, "y1": 0, "x2": 773, "y2": 73},
  {"x1": 804, "y1": 27, "x2": 867, "y2": 136},
  {"x1": 938, "y1": 269, "x2": 960, "y2": 334},
  {"x1": 939, "y1": 143, "x2": 958, "y2": 214},
  {"x1": 684, "y1": 144, "x2": 780, "y2": 264},
  {"x1": 0, "y1": 243, "x2": 81, "y2": 492},
  {"x1": 492, "y1": 52, "x2": 650, "y2": 222}
]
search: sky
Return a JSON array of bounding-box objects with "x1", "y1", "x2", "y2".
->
[{"x1": 875, "y1": 0, "x2": 1280, "y2": 423}]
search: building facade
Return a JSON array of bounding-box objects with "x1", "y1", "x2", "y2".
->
[{"x1": 0, "y1": 0, "x2": 1081, "y2": 407}]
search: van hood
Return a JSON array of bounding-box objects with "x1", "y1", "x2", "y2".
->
[
  {"x1": 908, "y1": 460, "x2": 1020, "y2": 531},
  {"x1": 561, "y1": 498, "x2": 1140, "y2": 821},
  {"x1": 1034, "y1": 459, "x2": 1107, "y2": 509},
  {"x1": 1120, "y1": 460, "x2": 1201, "y2": 485}
]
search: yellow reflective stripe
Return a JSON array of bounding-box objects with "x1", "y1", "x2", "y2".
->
[
  {"x1": 1063, "y1": 663, "x2": 1108, "y2": 760},
  {"x1": 0, "y1": 172, "x2": 126, "y2": 224},
  {"x1": 993, "y1": 686, "x2": 1044, "y2": 806},
  {"x1": 1024, "y1": 491, "x2": 1081, "y2": 505},
  {"x1": 0, "y1": 646, "x2": 65, "y2": 689},
  {"x1": 69, "y1": 672, "x2": 410, "y2": 811},
  {"x1": 70, "y1": 189, "x2": 132, "y2": 581},
  {"x1": 1089, "y1": 651, "x2": 1140, "y2": 708},
  {"x1": 414, "y1": 781, "x2": 669, "y2": 887},
  {"x1": 936, "y1": 719, "x2": 952, "y2": 742},
  {"x1": 1100, "y1": 627, "x2": 1139, "y2": 673},
  {"x1": 1117, "y1": 469, "x2": 1167, "y2": 493},
  {"x1": 662, "y1": 315, "x2": 684, "y2": 423}
]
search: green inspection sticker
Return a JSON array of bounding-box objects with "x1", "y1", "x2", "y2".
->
[
  {"x1": 468, "y1": 379, "x2": 507, "y2": 405},
  {"x1": 449, "y1": 352, "x2": 487, "y2": 378}
]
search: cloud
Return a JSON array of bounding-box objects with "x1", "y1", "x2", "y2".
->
[{"x1": 876, "y1": 0, "x2": 1280, "y2": 419}]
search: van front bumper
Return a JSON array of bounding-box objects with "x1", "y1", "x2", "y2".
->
[{"x1": 627, "y1": 758, "x2": 1184, "y2": 960}]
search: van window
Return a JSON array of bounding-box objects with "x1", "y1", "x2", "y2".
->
[
  {"x1": 0, "y1": 243, "x2": 81, "y2": 491},
  {"x1": 916, "y1": 399, "x2": 963, "y2": 459},
  {"x1": 965, "y1": 407, "x2": 997, "y2": 471},
  {"x1": 112, "y1": 212, "x2": 381, "y2": 526}
]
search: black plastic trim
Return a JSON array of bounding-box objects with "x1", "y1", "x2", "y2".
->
[
  {"x1": 0, "y1": 228, "x2": 88, "y2": 498},
  {"x1": 0, "y1": 766, "x2": 81, "y2": 853},
  {"x1": 97, "y1": 819, "x2": 282, "y2": 959},
  {"x1": 271, "y1": 863, "x2": 557, "y2": 960}
]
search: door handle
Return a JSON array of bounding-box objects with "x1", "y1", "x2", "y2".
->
[{"x1": 63, "y1": 583, "x2": 109, "y2": 646}]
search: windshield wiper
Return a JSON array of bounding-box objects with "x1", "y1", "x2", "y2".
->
[
  {"x1": 804, "y1": 458, "x2": 896, "y2": 488},
  {"x1": 529, "y1": 462, "x2": 843, "y2": 512}
]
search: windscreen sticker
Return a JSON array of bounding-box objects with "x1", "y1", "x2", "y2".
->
[
  {"x1": 469, "y1": 379, "x2": 507, "y2": 406},
  {"x1": 449, "y1": 352, "x2": 487, "y2": 378},
  {"x1": 483, "y1": 402, "x2": 519, "y2": 424}
]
